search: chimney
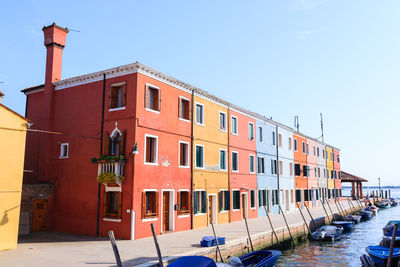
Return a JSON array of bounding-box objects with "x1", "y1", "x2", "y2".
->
[
  {"x1": 42, "y1": 23, "x2": 69, "y2": 85},
  {"x1": 0, "y1": 91, "x2": 4, "y2": 104}
]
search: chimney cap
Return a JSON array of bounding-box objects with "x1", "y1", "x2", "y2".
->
[
  {"x1": 0, "y1": 90, "x2": 4, "y2": 97},
  {"x1": 42, "y1": 22, "x2": 69, "y2": 33}
]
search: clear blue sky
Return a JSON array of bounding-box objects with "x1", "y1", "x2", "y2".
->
[{"x1": 2, "y1": 0, "x2": 399, "y2": 186}]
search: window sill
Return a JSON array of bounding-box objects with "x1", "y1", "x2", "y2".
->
[
  {"x1": 145, "y1": 108, "x2": 160, "y2": 114},
  {"x1": 59, "y1": 156, "x2": 69, "y2": 159},
  {"x1": 142, "y1": 217, "x2": 158, "y2": 222},
  {"x1": 232, "y1": 209, "x2": 240, "y2": 212},
  {"x1": 103, "y1": 218, "x2": 121, "y2": 222},
  {"x1": 109, "y1": 106, "x2": 126, "y2": 112},
  {"x1": 179, "y1": 165, "x2": 190, "y2": 169},
  {"x1": 195, "y1": 166, "x2": 205, "y2": 170},
  {"x1": 219, "y1": 210, "x2": 228, "y2": 213},
  {"x1": 250, "y1": 207, "x2": 256, "y2": 210},
  {"x1": 195, "y1": 122, "x2": 205, "y2": 127},
  {"x1": 232, "y1": 170, "x2": 239, "y2": 173},
  {"x1": 231, "y1": 132, "x2": 238, "y2": 136},
  {"x1": 144, "y1": 162, "x2": 158, "y2": 166},
  {"x1": 194, "y1": 213, "x2": 206, "y2": 216},
  {"x1": 179, "y1": 118, "x2": 191, "y2": 123},
  {"x1": 178, "y1": 214, "x2": 190, "y2": 218},
  {"x1": 219, "y1": 129, "x2": 227, "y2": 133}
]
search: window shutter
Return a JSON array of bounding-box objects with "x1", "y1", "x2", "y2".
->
[
  {"x1": 141, "y1": 192, "x2": 146, "y2": 218},
  {"x1": 258, "y1": 190, "x2": 262, "y2": 206},
  {"x1": 226, "y1": 191, "x2": 230, "y2": 210},
  {"x1": 178, "y1": 98, "x2": 182, "y2": 118},
  {"x1": 108, "y1": 87, "x2": 112, "y2": 109},
  {"x1": 177, "y1": 192, "x2": 181, "y2": 213},
  {"x1": 103, "y1": 191, "x2": 107, "y2": 216},
  {"x1": 121, "y1": 130, "x2": 127, "y2": 155},
  {"x1": 194, "y1": 192, "x2": 198, "y2": 214},
  {"x1": 121, "y1": 85, "x2": 126, "y2": 107},
  {"x1": 218, "y1": 191, "x2": 222, "y2": 211},
  {"x1": 145, "y1": 85, "x2": 150, "y2": 108},
  {"x1": 103, "y1": 132, "x2": 110, "y2": 156},
  {"x1": 157, "y1": 89, "x2": 161, "y2": 111},
  {"x1": 117, "y1": 192, "x2": 122, "y2": 219},
  {"x1": 155, "y1": 192, "x2": 159, "y2": 217},
  {"x1": 202, "y1": 191, "x2": 207, "y2": 213}
]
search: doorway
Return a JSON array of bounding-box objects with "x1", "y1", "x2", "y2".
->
[
  {"x1": 208, "y1": 195, "x2": 217, "y2": 225},
  {"x1": 162, "y1": 191, "x2": 173, "y2": 232},
  {"x1": 241, "y1": 193, "x2": 248, "y2": 219},
  {"x1": 32, "y1": 199, "x2": 47, "y2": 232},
  {"x1": 285, "y1": 190, "x2": 290, "y2": 211}
]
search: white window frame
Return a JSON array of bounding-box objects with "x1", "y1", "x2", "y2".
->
[
  {"x1": 272, "y1": 131, "x2": 276, "y2": 146},
  {"x1": 294, "y1": 138, "x2": 297, "y2": 152},
  {"x1": 290, "y1": 162, "x2": 293, "y2": 176},
  {"x1": 231, "y1": 115, "x2": 238, "y2": 135},
  {"x1": 142, "y1": 189, "x2": 158, "y2": 222},
  {"x1": 194, "y1": 189, "x2": 206, "y2": 215},
  {"x1": 231, "y1": 151, "x2": 239, "y2": 172},
  {"x1": 195, "y1": 102, "x2": 205, "y2": 126},
  {"x1": 249, "y1": 154, "x2": 255, "y2": 174},
  {"x1": 258, "y1": 126, "x2": 263, "y2": 143},
  {"x1": 59, "y1": 143, "x2": 69, "y2": 159},
  {"x1": 178, "y1": 141, "x2": 190, "y2": 168},
  {"x1": 271, "y1": 159, "x2": 277, "y2": 175},
  {"x1": 232, "y1": 189, "x2": 241, "y2": 211},
  {"x1": 302, "y1": 141, "x2": 306, "y2": 154},
  {"x1": 279, "y1": 160, "x2": 283, "y2": 175},
  {"x1": 195, "y1": 144, "x2": 205, "y2": 169},
  {"x1": 248, "y1": 122, "x2": 255, "y2": 140},
  {"x1": 145, "y1": 83, "x2": 161, "y2": 114},
  {"x1": 219, "y1": 149, "x2": 227, "y2": 171},
  {"x1": 278, "y1": 133, "x2": 282, "y2": 147},
  {"x1": 178, "y1": 96, "x2": 191, "y2": 123},
  {"x1": 288, "y1": 137, "x2": 292, "y2": 150},
  {"x1": 219, "y1": 189, "x2": 229, "y2": 213},
  {"x1": 178, "y1": 189, "x2": 190, "y2": 218},
  {"x1": 144, "y1": 134, "x2": 158, "y2": 165},
  {"x1": 250, "y1": 190, "x2": 256, "y2": 209},
  {"x1": 219, "y1": 111, "x2": 227, "y2": 132},
  {"x1": 257, "y1": 156, "x2": 265, "y2": 174}
]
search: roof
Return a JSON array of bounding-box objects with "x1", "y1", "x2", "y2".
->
[
  {"x1": 21, "y1": 84, "x2": 44, "y2": 94},
  {"x1": 0, "y1": 103, "x2": 30, "y2": 123},
  {"x1": 340, "y1": 171, "x2": 368, "y2": 182}
]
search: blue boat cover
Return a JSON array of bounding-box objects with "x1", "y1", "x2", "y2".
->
[
  {"x1": 367, "y1": 246, "x2": 400, "y2": 258},
  {"x1": 168, "y1": 256, "x2": 217, "y2": 267}
]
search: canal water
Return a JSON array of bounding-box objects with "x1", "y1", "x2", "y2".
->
[{"x1": 276, "y1": 195, "x2": 400, "y2": 266}]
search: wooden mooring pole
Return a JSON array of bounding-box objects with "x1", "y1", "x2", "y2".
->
[
  {"x1": 387, "y1": 224, "x2": 398, "y2": 267},
  {"x1": 325, "y1": 197, "x2": 335, "y2": 219},
  {"x1": 337, "y1": 198, "x2": 347, "y2": 216},
  {"x1": 334, "y1": 198, "x2": 344, "y2": 217},
  {"x1": 210, "y1": 223, "x2": 224, "y2": 263},
  {"x1": 244, "y1": 217, "x2": 254, "y2": 252},
  {"x1": 296, "y1": 202, "x2": 311, "y2": 236},
  {"x1": 319, "y1": 199, "x2": 331, "y2": 223},
  {"x1": 304, "y1": 203, "x2": 317, "y2": 230},
  {"x1": 150, "y1": 223, "x2": 164, "y2": 267},
  {"x1": 263, "y1": 206, "x2": 283, "y2": 249},
  {"x1": 278, "y1": 205, "x2": 295, "y2": 248},
  {"x1": 108, "y1": 231, "x2": 122, "y2": 267}
]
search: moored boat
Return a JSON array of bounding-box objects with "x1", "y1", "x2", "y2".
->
[
  {"x1": 168, "y1": 250, "x2": 282, "y2": 267},
  {"x1": 359, "y1": 209, "x2": 373, "y2": 220},
  {"x1": 345, "y1": 215, "x2": 361, "y2": 224},
  {"x1": 375, "y1": 200, "x2": 391, "y2": 209},
  {"x1": 383, "y1": 221, "x2": 400, "y2": 235},
  {"x1": 366, "y1": 246, "x2": 400, "y2": 267},
  {"x1": 332, "y1": 220, "x2": 354, "y2": 231},
  {"x1": 311, "y1": 225, "x2": 343, "y2": 241}
]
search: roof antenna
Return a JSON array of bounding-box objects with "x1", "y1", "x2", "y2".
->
[
  {"x1": 294, "y1": 116, "x2": 299, "y2": 132},
  {"x1": 320, "y1": 113, "x2": 324, "y2": 143}
]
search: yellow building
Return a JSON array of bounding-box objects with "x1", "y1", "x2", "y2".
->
[
  {"x1": 326, "y1": 146, "x2": 335, "y2": 192},
  {"x1": 0, "y1": 98, "x2": 28, "y2": 251},
  {"x1": 192, "y1": 92, "x2": 229, "y2": 228}
]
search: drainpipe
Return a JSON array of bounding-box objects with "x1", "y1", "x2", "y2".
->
[
  {"x1": 275, "y1": 125, "x2": 280, "y2": 214},
  {"x1": 190, "y1": 89, "x2": 194, "y2": 229},
  {"x1": 96, "y1": 73, "x2": 106, "y2": 237}
]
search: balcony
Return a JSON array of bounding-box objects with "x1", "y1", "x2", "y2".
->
[{"x1": 95, "y1": 158, "x2": 125, "y2": 190}]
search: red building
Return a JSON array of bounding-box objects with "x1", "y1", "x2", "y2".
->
[
  {"x1": 23, "y1": 23, "x2": 192, "y2": 239},
  {"x1": 228, "y1": 107, "x2": 258, "y2": 222}
]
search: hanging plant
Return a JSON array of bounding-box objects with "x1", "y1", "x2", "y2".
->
[
  {"x1": 97, "y1": 172, "x2": 117, "y2": 184},
  {"x1": 91, "y1": 155, "x2": 125, "y2": 164},
  {"x1": 118, "y1": 175, "x2": 125, "y2": 182}
]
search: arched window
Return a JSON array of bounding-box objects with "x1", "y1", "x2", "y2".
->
[{"x1": 110, "y1": 131, "x2": 121, "y2": 156}]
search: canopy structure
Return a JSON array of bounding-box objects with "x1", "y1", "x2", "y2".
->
[{"x1": 341, "y1": 171, "x2": 368, "y2": 199}]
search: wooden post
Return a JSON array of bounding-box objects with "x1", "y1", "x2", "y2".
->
[
  {"x1": 337, "y1": 198, "x2": 347, "y2": 216},
  {"x1": 387, "y1": 224, "x2": 398, "y2": 267},
  {"x1": 334, "y1": 198, "x2": 344, "y2": 217},
  {"x1": 347, "y1": 198, "x2": 356, "y2": 212},
  {"x1": 263, "y1": 206, "x2": 283, "y2": 249},
  {"x1": 296, "y1": 202, "x2": 311, "y2": 236},
  {"x1": 210, "y1": 223, "x2": 224, "y2": 263},
  {"x1": 304, "y1": 203, "x2": 317, "y2": 230},
  {"x1": 320, "y1": 199, "x2": 331, "y2": 223},
  {"x1": 325, "y1": 197, "x2": 335, "y2": 219},
  {"x1": 108, "y1": 231, "x2": 122, "y2": 267},
  {"x1": 278, "y1": 205, "x2": 295, "y2": 248},
  {"x1": 150, "y1": 223, "x2": 164, "y2": 267},
  {"x1": 244, "y1": 217, "x2": 254, "y2": 252},
  {"x1": 389, "y1": 190, "x2": 391, "y2": 199}
]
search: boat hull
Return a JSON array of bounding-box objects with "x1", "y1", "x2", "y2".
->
[
  {"x1": 366, "y1": 246, "x2": 400, "y2": 267},
  {"x1": 240, "y1": 250, "x2": 282, "y2": 267},
  {"x1": 332, "y1": 221, "x2": 354, "y2": 231}
]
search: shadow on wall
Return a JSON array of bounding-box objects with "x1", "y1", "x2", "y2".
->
[{"x1": 0, "y1": 205, "x2": 20, "y2": 226}]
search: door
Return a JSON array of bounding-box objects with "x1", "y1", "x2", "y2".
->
[
  {"x1": 241, "y1": 194, "x2": 246, "y2": 219},
  {"x1": 32, "y1": 199, "x2": 47, "y2": 232},
  {"x1": 286, "y1": 190, "x2": 290, "y2": 211},
  {"x1": 208, "y1": 195, "x2": 213, "y2": 224},
  {"x1": 163, "y1": 192, "x2": 170, "y2": 231}
]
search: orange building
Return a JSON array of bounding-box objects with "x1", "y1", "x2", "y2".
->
[{"x1": 293, "y1": 134, "x2": 308, "y2": 207}]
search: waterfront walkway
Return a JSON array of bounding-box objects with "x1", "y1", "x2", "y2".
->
[{"x1": 0, "y1": 199, "x2": 360, "y2": 267}]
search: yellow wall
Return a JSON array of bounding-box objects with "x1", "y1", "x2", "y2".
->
[
  {"x1": 192, "y1": 96, "x2": 229, "y2": 228},
  {"x1": 0, "y1": 105, "x2": 27, "y2": 251},
  {"x1": 326, "y1": 147, "x2": 334, "y2": 189}
]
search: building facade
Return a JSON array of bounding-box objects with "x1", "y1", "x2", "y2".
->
[
  {"x1": 293, "y1": 134, "x2": 308, "y2": 207},
  {"x1": 306, "y1": 138, "x2": 319, "y2": 207}
]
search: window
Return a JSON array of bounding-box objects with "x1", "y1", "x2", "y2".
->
[
  {"x1": 109, "y1": 131, "x2": 122, "y2": 156},
  {"x1": 219, "y1": 190, "x2": 230, "y2": 211},
  {"x1": 145, "y1": 84, "x2": 160, "y2": 111},
  {"x1": 328, "y1": 189, "x2": 331, "y2": 199},
  {"x1": 178, "y1": 97, "x2": 190, "y2": 120},
  {"x1": 178, "y1": 191, "x2": 190, "y2": 215},
  {"x1": 257, "y1": 157, "x2": 265, "y2": 174},
  {"x1": 142, "y1": 191, "x2": 158, "y2": 218},
  {"x1": 179, "y1": 142, "x2": 189, "y2": 167},
  {"x1": 250, "y1": 190, "x2": 256, "y2": 208},
  {"x1": 219, "y1": 112, "x2": 226, "y2": 131},
  {"x1": 272, "y1": 131, "x2": 276, "y2": 146},
  {"x1": 313, "y1": 146, "x2": 316, "y2": 156},
  {"x1": 232, "y1": 151, "x2": 238, "y2": 172},
  {"x1": 145, "y1": 135, "x2": 158, "y2": 164},
  {"x1": 330, "y1": 152, "x2": 333, "y2": 161},
  {"x1": 60, "y1": 143, "x2": 69, "y2": 158},
  {"x1": 307, "y1": 144, "x2": 309, "y2": 155},
  {"x1": 279, "y1": 161, "x2": 283, "y2": 175},
  {"x1": 337, "y1": 155, "x2": 340, "y2": 163},
  {"x1": 317, "y1": 147, "x2": 320, "y2": 157},
  {"x1": 258, "y1": 126, "x2": 263, "y2": 142},
  {"x1": 290, "y1": 162, "x2": 293, "y2": 176},
  {"x1": 304, "y1": 190, "x2": 309, "y2": 201},
  {"x1": 318, "y1": 168, "x2": 321, "y2": 178},
  {"x1": 258, "y1": 189, "x2": 267, "y2": 207},
  {"x1": 232, "y1": 190, "x2": 240, "y2": 210},
  {"x1": 288, "y1": 137, "x2": 292, "y2": 150},
  {"x1": 219, "y1": 149, "x2": 227, "y2": 171},
  {"x1": 105, "y1": 192, "x2": 122, "y2": 219},
  {"x1": 249, "y1": 155, "x2": 255, "y2": 173},
  {"x1": 322, "y1": 149, "x2": 325, "y2": 158},
  {"x1": 333, "y1": 153, "x2": 335, "y2": 162},
  {"x1": 296, "y1": 189, "x2": 301, "y2": 202},
  {"x1": 195, "y1": 145, "x2": 204, "y2": 168},
  {"x1": 110, "y1": 83, "x2": 126, "y2": 109},
  {"x1": 249, "y1": 123, "x2": 254, "y2": 140},
  {"x1": 195, "y1": 103, "x2": 204, "y2": 125},
  {"x1": 291, "y1": 190, "x2": 294, "y2": 203},
  {"x1": 294, "y1": 139, "x2": 297, "y2": 151},
  {"x1": 194, "y1": 191, "x2": 206, "y2": 214},
  {"x1": 278, "y1": 134, "x2": 282, "y2": 147},
  {"x1": 323, "y1": 169, "x2": 326, "y2": 178},
  {"x1": 303, "y1": 165, "x2": 308, "y2": 177},
  {"x1": 271, "y1": 159, "x2": 277, "y2": 175},
  {"x1": 272, "y1": 190, "x2": 278, "y2": 205},
  {"x1": 231, "y1": 116, "x2": 238, "y2": 135},
  {"x1": 338, "y1": 172, "x2": 341, "y2": 179},
  {"x1": 302, "y1": 141, "x2": 305, "y2": 153},
  {"x1": 294, "y1": 164, "x2": 301, "y2": 176}
]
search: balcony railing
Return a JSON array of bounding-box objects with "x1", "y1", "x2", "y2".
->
[{"x1": 97, "y1": 160, "x2": 125, "y2": 187}]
